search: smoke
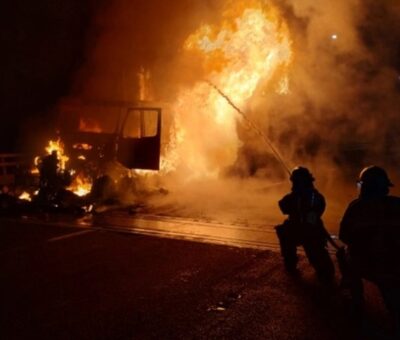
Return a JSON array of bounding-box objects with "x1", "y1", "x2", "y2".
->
[
  {"x1": 256, "y1": 0, "x2": 400, "y2": 198},
  {"x1": 235, "y1": 0, "x2": 400, "y2": 225},
  {"x1": 65, "y1": 0, "x2": 400, "y2": 230},
  {"x1": 271, "y1": 0, "x2": 400, "y2": 164},
  {"x1": 71, "y1": 0, "x2": 225, "y2": 101}
]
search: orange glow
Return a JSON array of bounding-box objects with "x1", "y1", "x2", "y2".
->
[
  {"x1": 19, "y1": 191, "x2": 32, "y2": 201},
  {"x1": 35, "y1": 139, "x2": 93, "y2": 197},
  {"x1": 73, "y1": 143, "x2": 93, "y2": 151},
  {"x1": 138, "y1": 66, "x2": 153, "y2": 101},
  {"x1": 79, "y1": 118, "x2": 102, "y2": 133},
  {"x1": 162, "y1": 0, "x2": 293, "y2": 180},
  {"x1": 44, "y1": 139, "x2": 69, "y2": 171},
  {"x1": 67, "y1": 172, "x2": 92, "y2": 197}
]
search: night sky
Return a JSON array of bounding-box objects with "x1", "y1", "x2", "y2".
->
[{"x1": 0, "y1": 0, "x2": 101, "y2": 151}]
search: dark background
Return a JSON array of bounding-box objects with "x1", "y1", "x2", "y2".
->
[{"x1": 0, "y1": 0, "x2": 102, "y2": 152}]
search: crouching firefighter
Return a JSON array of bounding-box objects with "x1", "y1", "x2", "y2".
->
[
  {"x1": 275, "y1": 167, "x2": 335, "y2": 281},
  {"x1": 339, "y1": 166, "x2": 400, "y2": 334}
]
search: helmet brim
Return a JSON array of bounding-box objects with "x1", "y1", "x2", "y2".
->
[{"x1": 357, "y1": 180, "x2": 394, "y2": 187}]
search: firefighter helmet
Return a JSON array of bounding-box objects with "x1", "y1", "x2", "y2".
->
[
  {"x1": 290, "y1": 166, "x2": 315, "y2": 183},
  {"x1": 358, "y1": 166, "x2": 393, "y2": 188}
]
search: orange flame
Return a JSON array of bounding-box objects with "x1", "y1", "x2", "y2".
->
[
  {"x1": 163, "y1": 0, "x2": 292, "y2": 179},
  {"x1": 73, "y1": 143, "x2": 93, "y2": 151},
  {"x1": 19, "y1": 191, "x2": 32, "y2": 201},
  {"x1": 67, "y1": 172, "x2": 92, "y2": 197},
  {"x1": 35, "y1": 139, "x2": 93, "y2": 197},
  {"x1": 44, "y1": 139, "x2": 69, "y2": 171}
]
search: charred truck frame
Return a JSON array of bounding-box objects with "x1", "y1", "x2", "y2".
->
[{"x1": 57, "y1": 99, "x2": 162, "y2": 173}]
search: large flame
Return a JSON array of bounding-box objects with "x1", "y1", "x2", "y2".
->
[{"x1": 163, "y1": 0, "x2": 292, "y2": 180}]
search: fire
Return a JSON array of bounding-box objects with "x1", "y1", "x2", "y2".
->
[
  {"x1": 35, "y1": 139, "x2": 93, "y2": 197},
  {"x1": 73, "y1": 143, "x2": 93, "y2": 151},
  {"x1": 44, "y1": 139, "x2": 69, "y2": 171},
  {"x1": 164, "y1": 0, "x2": 293, "y2": 179},
  {"x1": 19, "y1": 191, "x2": 32, "y2": 201},
  {"x1": 67, "y1": 173, "x2": 92, "y2": 197}
]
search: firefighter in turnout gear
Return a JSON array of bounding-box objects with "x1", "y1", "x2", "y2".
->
[
  {"x1": 275, "y1": 167, "x2": 334, "y2": 281},
  {"x1": 339, "y1": 166, "x2": 400, "y2": 335}
]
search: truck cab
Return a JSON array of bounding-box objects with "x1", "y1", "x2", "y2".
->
[{"x1": 56, "y1": 99, "x2": 162, "y2": 171}]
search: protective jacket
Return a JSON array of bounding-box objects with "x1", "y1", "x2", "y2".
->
[
  {"x1": 340, "y1": 195, "x2": 400, "y2": 284},
  {"x1": 278, "y1": 188, "x2": 327, "y2": 244}
]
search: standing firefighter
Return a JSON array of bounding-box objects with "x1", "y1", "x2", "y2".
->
[
  {"x1": 275, "y1": 167, "x2": 334, "y2": 281},
  {"x1": 339, "y1": 166, "x2": 400, "y2": 335}
]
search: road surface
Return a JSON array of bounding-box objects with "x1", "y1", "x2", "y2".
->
[{"x1": 0, "y1": 216, "x2": 393, "y2": 339}]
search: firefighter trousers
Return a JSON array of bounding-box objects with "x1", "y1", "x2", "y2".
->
[{"x1": 276, "y1": 228, "x2": 334, "y2": 280}]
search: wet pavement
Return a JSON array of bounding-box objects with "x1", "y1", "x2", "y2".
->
[
  {"x1": 4, "y1": 210, "x2": 341, "y2": 252},
  {"x1": 0, "y1": 217, "x2": 394, "y2": 339}
]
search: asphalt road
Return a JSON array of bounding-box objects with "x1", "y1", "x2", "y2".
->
[{"x1": 0, "y1": 218, "x2": 393, "y2": 339}]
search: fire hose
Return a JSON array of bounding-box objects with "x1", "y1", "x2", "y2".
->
[
  {"x1": 206, "y1": 81, "x2": 291, "y2": 176},
  {"x1": 207, "y1": 81, "x2": 341, "y2": 250}
]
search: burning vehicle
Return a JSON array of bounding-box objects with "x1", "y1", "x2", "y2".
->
[
  {"x1": 54, "y1": 99, "x2": 161, "y2": 207},
  {"x1": 2, "y1": 0, "x2": 294, "y2": 217},
  {"x1": 1, "y1": 99, "x2": 163, "y2": 215}
]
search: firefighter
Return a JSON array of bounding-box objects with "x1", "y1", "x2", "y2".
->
[
  {"x1": 339, "y1": 166, "x2": 400, "y2": 334},
  {"x1": 275, "y1": 166, "x2": 334, "y2": 281}
]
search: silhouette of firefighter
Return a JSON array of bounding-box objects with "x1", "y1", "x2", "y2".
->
[
  {"x1": 275, "y1": 167, "x2": 334, "y2": 281},
  {"x1": 38, "y1": 150, "x2": 70, "y2": 203},
  {"x1": 339, "y1": 166, "x2": 400, "y2": 334}
]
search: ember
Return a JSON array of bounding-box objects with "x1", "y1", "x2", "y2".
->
[{"x1": 18, "y1": 191, "x2": 32, "y2": 202}]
